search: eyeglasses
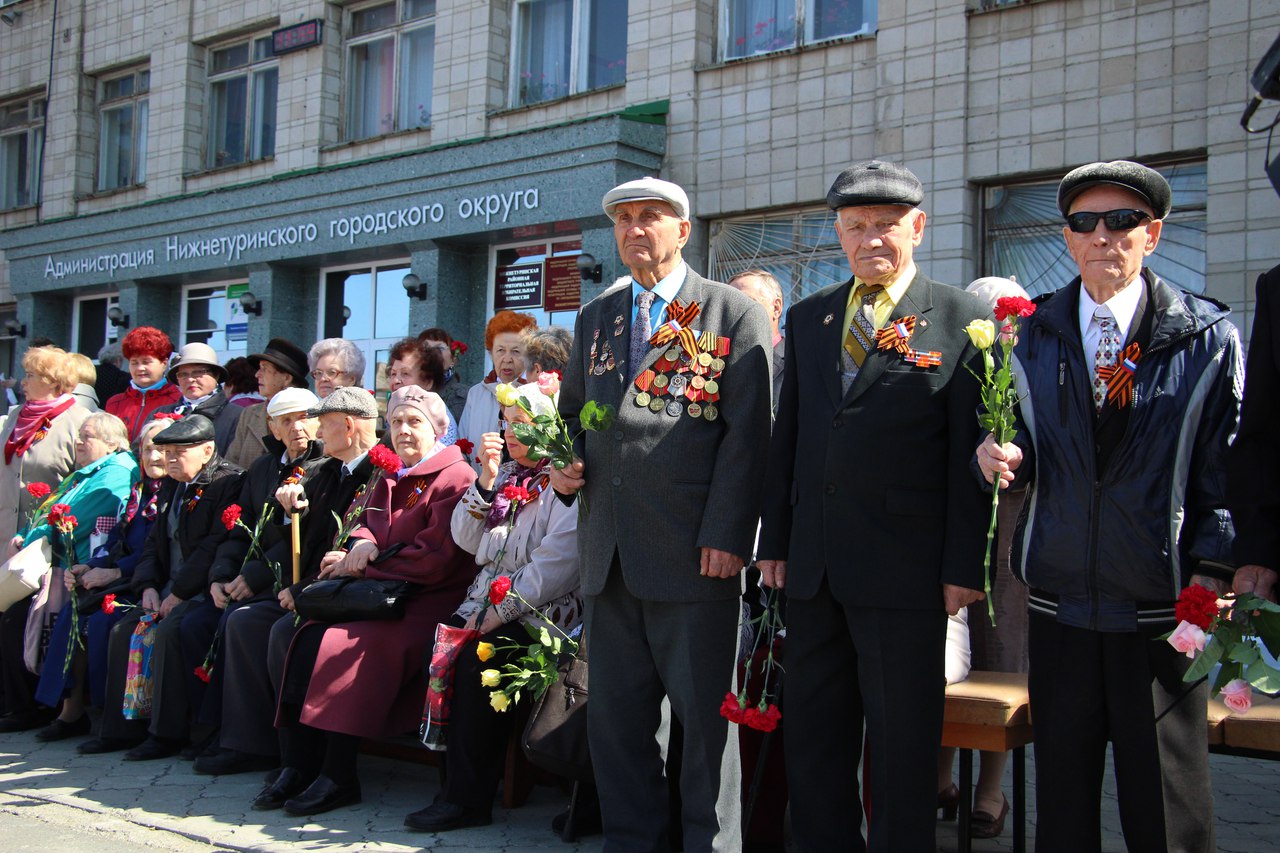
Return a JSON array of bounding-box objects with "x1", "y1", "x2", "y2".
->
[
  {"x1": 1065, "y1": 209, "x2": 1152, "y2": 234},
  {"x1": 311, "y1": 368, "x2": 344, "y2": 380},
  {"x1": 175, "y1": 368, "x2": 212, "y2": 380}
]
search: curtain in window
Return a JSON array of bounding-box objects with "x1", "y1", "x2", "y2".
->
[
  {"x1": 807, "y1": 0, "x2": 872, "y2": 43},
  {"x1": 252, "y1": 67, "x2": 278, "y2": 159},
  {"x1": 725, "y1": 0, "x2": 795, "y2": 60},
  {"x1": 1, "y1": 130, "x2": 36, "y2": 208},
  {"x1": 399, "y1": 24, "x2": 435, "y2": 129},
  {"x1": 135, "y1": 100, "x2": 149, "y2": 184},
  {"x1": 517, "y1": 0, "x2": 572, "y2": 105},
  {"x1": 582, "y1": 0, "x2": 627, "y2": 90},
  {"x1": 98, "y1": 104, "x2": 134, "y2": 190},
  {"x1": 210, "y1": 76, "x2": 248, "y2": 167},
  {"x1": 348, "y1": 37, "x2": 396, "y2": 139}
]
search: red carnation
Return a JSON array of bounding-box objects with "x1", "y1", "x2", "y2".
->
[
  {"x1": 102, "y1": 594, "x2": 117, "y2": 614},
  {"x1": 193, "y1": 664, "x2": 212, "y2": 683},
  {"x1": 501, "y1": 484, "x2": 531, "y2": 504},
  {"x1": 152, "y1": 412, "x2": 184, "y2": 422},
  {"x1": 454, "y1": 438, "x2": 474, "y2": 457},
  {"x1": 743, "y1": 703, "x2": 782, "y2": 732},
  {"x1": 489, "y1": 576, "x2": 512, "y2": 605},
  {"x1": 25, "y1": 482, "x2": 51, "y2": 501},
  {"x1": 1175, "y1": 584, "x2": 1220, "y2": 631},
  {"x1": 719, "y1": 691, "x2": 746, "y2": 724},
  {"x1": 369, "y1": 444, "x2": 402, "y2": 475},
  {"x1": 994, "y1": 296, "x2": 1037, "y2": 323},
  {"x1": 451, "y1": 341, "x2": 469, "y2": 356},
  {"x1": 221, "y1": 504, "x2": 242, "y2": 531},
  {"x1": 47, "y1": 504, "x2": 77, "y2": 532}
]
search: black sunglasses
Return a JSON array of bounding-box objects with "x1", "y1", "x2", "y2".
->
[{"x1": 1065, "y1": 208, "x2": 1152, "y2": 233}]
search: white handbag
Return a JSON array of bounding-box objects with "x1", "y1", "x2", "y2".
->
[{"x1": 0, "y1": 537, "x2": 52, "y2": 612}]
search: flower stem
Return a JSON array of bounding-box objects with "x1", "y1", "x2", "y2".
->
[{"x1": 983, "y1": 487, "x2": 999, "y2": 626}]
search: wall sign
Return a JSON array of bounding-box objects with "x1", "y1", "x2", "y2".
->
[
  {"x1": 494, "y1": 263, "x2": 543, "y2": 311},
  {"x1": 544, "y1": 256, "x2": 582, "y2": 313}
]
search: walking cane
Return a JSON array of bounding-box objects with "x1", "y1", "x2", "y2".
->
[{"x1": 291, "y1": 511, "x2": 302, "y2": 585}]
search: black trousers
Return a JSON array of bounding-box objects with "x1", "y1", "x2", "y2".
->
[
  {"x1": 1028, "y1": 612, "x2": 1213, "y2": 853},
  {"x1": 218, "y1": 596, "x2": 292, "y2": 758},
  {"x1": 783, "y1": 581, "x2": 947, "y2": 853},
  {"x1": 0, "y1": 594, "x2": 37, "y2": 717},
  {"x1": 440, "y1": 621, "x2": 526, "y2": 811}
]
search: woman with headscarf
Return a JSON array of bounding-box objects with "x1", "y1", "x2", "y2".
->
[{"x1": 255, "y1": 385, "x2": 475, "y2": 816}]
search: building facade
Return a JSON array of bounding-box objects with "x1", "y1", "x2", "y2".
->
[{"x1": 0, "y1": 0, "x2": 1276, "y2": 385}]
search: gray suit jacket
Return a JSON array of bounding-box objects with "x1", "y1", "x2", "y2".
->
[{"x1": 559, "y1": 269, "x2": 773, "y2": 602}]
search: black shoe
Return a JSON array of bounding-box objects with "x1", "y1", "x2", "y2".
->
[
  {"x1": 282, "y1": 774, "x2": 361, "y2": 816},
  {"x1": 194, "y1": 748, "x2": 278, "y2": 776},
  {"x1": 180, "y1": 729, "x2": 218, "y2": 761},
  {"x1": 35, "y1": 715, "x2": 91, "y2": 742},
  {"x1": 551, "y1": 802, "x2": 603, "y2": 837},
  {"x1": 0, "y1": 711, "x2": 50, "y2": 733},
  {"x1": 77, "y1": 735, "x2": 145, "y2": 755},
  {"x1": 404, "y1": 800, "x2": 492, "y2": 832},
  {"x1": 252, "y1": 767, "x2": 314, "y2": 811},
  {"x1": 123, "y1": 736, "x2": 183, "y2": 761}
]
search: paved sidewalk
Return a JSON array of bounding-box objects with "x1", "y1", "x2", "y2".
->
[{"x1": 2, "y1": 729, "x2": 1278, "y2": 851}]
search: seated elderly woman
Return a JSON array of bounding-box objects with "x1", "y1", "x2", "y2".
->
[
  {"x1": 308, "y1": 338, "x2": 366, "y2": 398},
  {"x1": 33, "y1": 417, "x2": 168, "y2": 740},
  {"x1": 255, "y1": 385, "x2": 475, "y2": 816},
  {"x1": 0, "y1": 411, "x2": 138, "y2": 734},
  {"x1": 405, "y1": 380, "x2": 581, "y2": 832}
]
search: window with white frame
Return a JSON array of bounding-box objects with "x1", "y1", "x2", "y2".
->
[
  {"x1": 0, "y1": 95, "x2": 43, "y2": 210},
  {"x1": 512, "y1": 0, "x2": 627, "y2": 107},
  {"x1": 321, "y1": 261, "x2": 413, "y2": 391},
  {"x1": 97, "y1": 68, "x2": 150, "y2": 191},
  {"x1": 183, "y1": 283, "x2": 249, "y2": 363},
  {"x1": 346, "y1": 0, "x2": 436, "y2": 140},
  {"x1": 722, "y1": 0, "x2": 875, "y2": 61},
  {"x1": 207, "y1": 36, "x2": 278, "y2": 169}
]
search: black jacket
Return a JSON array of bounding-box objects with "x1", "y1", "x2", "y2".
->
[
  {"x1": 154, "y1": 388, "x2": 243, "y2": 456},
  {"x1": 131, "y1": 455, "x2": 244, "y2": 600},
  {"x1": 1006, "y1": 271, "x2": 1241, "y2": 628},
  {"x1": 208, "y1": 436, "x2": 325, "y2": 594}
]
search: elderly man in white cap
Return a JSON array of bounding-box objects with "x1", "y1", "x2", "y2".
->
[
  {"x1": 154, "y1": 342, "x2": 243, "y2": 454},
  {"x1": 552, "y1": 177, "x2": 773, "y2": 851}
]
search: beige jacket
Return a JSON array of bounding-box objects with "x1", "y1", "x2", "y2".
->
[{"x1": 0, "y1": 404, "x2": 92, "y2": 544}]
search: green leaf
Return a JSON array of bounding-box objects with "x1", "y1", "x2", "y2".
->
[
  {"x1": 1184, "y1": 634, "x2": 1224, "y2": 682},
  {"x1": 1251, "y1": 610, "x2": 1280, "y2": 659},
  {"x1": 1213, "y1": 661, "x2": 1242, "y2": 692},
  {"x1": 1245, "y1": 659, "x2": 1280, "y2": 694},
  {"x1": 539, "y1": 626, "x2": 553, "y2": 647},
  {"x1": 1228, "y1": 641, "x2": 1261, "y2": 666}
]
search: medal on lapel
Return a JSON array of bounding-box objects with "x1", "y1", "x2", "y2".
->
[
  {"x1": 903, "y1": 349, "x2": 942, "y2": 368},
  {"x1": 1098, "y1": 343, "x2": 1141, "y2": 408},
  {"x1": 634, "y1": 370, "x2": 656, "y2": 407},
  {"x1": 613, "y1": 315, "x2": 625, "y2": 337}
]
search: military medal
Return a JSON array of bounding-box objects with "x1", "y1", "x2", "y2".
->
[
  {"x1": 903, "y1": 349, "x2": 942, "y2": 368},
  {"x1": 876, "y1": 316, "x2": 916, "y2": 355},
  {"x1": 665, "y1": 400, "x2": 682, "y2": 417},
  {"x1": 703, "y1": 404, "x2": 719, "y2": 421},
  {"x1": 703, "y1": 379, "x2": 719, "y2": 395},
  {"x1": 634, "y1": 369, "x2": 656, "y2": 407},
  {"x1": 687, "y1": 403, "x2": 703, "y2": 418},
  {"x1": 613, "y1": 315, "x2": 625, "y2": 336},
  {"x1": 653, "y1": 373, "x2": 669, "y2": 390},
  {"x1": 668, "y1": 373, "x2": 688, "y2": 398},
  {"x1": 648, "y1": 397, "x2": 665, "y2": 413}
]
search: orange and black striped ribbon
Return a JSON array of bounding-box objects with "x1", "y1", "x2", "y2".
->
[{"x1": 1097, "y1": 342, "x2": 1141, "y2": 408}]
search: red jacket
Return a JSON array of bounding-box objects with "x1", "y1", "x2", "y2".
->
[{"x1": 105, "y1": 382, "x2": 183, "y2": 441}]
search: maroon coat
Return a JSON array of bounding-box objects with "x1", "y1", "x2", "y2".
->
[{"x1": 296, "y1": 445, "x2": 476, "y2": 738}]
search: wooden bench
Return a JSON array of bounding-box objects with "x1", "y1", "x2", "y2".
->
[
  {"x1": 1210, "y1": 694, "x2": 1280, "y2": 760},
  {"x1": 942, "y1": 671, "x2": 1033, "y2": 853}
]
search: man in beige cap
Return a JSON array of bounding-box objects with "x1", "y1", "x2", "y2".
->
[
  {"x1": 554, "y1": 176, "x2": 773, "y2": 851},
  {"x1": 155, "y1": 342, "x2": 242, "y2": 454}
]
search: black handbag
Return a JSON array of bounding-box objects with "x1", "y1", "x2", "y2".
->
[
  {"x1": 522, "y1": 643, "x2": 591, "y2": 782},
  {"x1": 294, "y1": 577, "x2": 411, "y2": 622}
]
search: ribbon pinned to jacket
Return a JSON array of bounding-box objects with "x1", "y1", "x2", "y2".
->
[{"x1": 1098, "y1": 342, "x2": 1141, "y2": 408}]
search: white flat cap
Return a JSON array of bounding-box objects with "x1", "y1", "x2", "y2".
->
[
  {"x1": 267, "y1": 387, "x2": 320, "y2": 418},
  {"x1": 602, "y1": 177, "x2": 691, "y2": 222}
]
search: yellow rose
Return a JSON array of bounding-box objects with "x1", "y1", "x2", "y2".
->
[
  {"x1": 489, "y1": 690, "x2": 511, "y2": 712},
  {"x1": 495, "y1": 383, "x2": 519, "y2": 407},
  {"x1": 964, "y1": 319, "x2": 996, "y2": 351},
  {"x1": 480, "y1": 669, "x2": 501, "y2": 687},
  {"x1": 476, "y1": 642, "x2": 496, "y2": 662}
]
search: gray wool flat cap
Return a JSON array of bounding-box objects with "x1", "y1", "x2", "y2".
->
[
  {"x1": 826, "y1": 160, "x2": 925, "y2": 210},
  {"x1": 1057, "y1": 160, "x2": 1172, "y2": 219},
  {"x1": 152, "y1": 414, "x2": 216, "y2": 445},
  {"x1": 307, "y1": 385, "x2": 379, "y2": 419}
]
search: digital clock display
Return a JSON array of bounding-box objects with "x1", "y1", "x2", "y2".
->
[{"x1": 272, "y1": 20, "x2": 322, "y2": 56}]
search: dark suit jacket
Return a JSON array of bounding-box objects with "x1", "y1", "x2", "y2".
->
[
  {"x1": 559, "y1": 268, "x2": 773, "y2": 602},
  {"x1": 758, "y1": 272, "x2": 991, "y2": 609},
  {"x1": 1229, "y1": 264, "x2": 1280, "y2": 569},
  {"x1": 771, "y1": 337, "x2": 785, "y2": 417}
]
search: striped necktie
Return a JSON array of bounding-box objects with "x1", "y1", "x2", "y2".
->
[{"x1": 843, "y1": 283, "x2": 884, "y2": 367}]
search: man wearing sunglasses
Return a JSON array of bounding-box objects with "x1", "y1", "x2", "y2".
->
[{"x1": 977, "y1": 160, "x2": 1242, "y2": 852}]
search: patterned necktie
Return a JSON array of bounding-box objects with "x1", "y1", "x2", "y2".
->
[
  {"x1": 842, "y1": 283, "x2": 884, "y2": 368},
  {"x1": 1093, "y1": 309, "x2": 1120, "y2": 412},
  {"x1": 630, "y1": 290, "x2": 656, "y2": 381}
]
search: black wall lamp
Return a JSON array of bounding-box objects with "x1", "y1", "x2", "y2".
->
[
  {"x1": 239, "y1": 291, "x2": 264, "y2": 316},
  {"x1": 576, "y1": 253, "x2": 602, "y2": 284},
  {"x1": 402, "y1": 273, "x2": 428, "y2": 301},
  {"x1": 107, "y1": 306, "x2": 130, "y2": 328},
  {"x1": 3, "y1": 319, "x2": 26, "y2": 338}
]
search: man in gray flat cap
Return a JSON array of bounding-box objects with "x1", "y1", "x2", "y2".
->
[
  {"x1": 757, "y1": 159, "x2": 990, "y2": 851},
  {"x1": 978, "y1": 160, "x2": 1241, "y2": 851},
  {"x1": 553, "y1": 176, "x2": 773, "y2": 850}
]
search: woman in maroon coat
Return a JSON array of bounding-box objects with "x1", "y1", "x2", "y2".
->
[{"x1": 254, "y1": 385, "x2": 475, "y2": 817}]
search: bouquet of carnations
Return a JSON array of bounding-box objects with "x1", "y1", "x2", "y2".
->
[{"x1": 1164, "y1": 584, "x2": 1280, "y2": 713}]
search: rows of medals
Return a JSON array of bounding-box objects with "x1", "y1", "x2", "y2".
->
[{"x1": 632, "y1": 332, "x2": 729, "y2": 421}]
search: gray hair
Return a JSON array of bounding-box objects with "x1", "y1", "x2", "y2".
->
[
  {"x1": 83, "y1": 411, "x2": 131, "y2": 453},
  {"x1": 521, "y1": 326, "x2": 573, "y2": 375},
  {"x1": 133, "y1": 417, "x2": 168, "y2": 454},
  {"x1": 308, "y1": 337, "x2": 366, "y2": 381},
  {"x1": 729, "y1": 269, "x2": 783, "y2": 305},
  {"x1": 966, "y1": 277, "x2": 1030, "y2": 313},
  {"x1": 97, "y1": 341, "x2": 124, "y2": 367}
]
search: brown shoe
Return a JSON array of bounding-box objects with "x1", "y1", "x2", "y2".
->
[{"x1": 970, "y1": 794, "x2": 1009, "y2": 839}]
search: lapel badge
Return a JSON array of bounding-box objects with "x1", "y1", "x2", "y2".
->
[
  {"x1": 822, "y1": 313, "x2": 834, "y2": 325},
  {"x1": 613, "y1": 314, "x2": 625, "y2": 336}
]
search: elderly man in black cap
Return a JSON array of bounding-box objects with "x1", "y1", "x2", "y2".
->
[
  {"x1": 154, "y1": 343, "x2": 242, "y2": 453},
  {"x1": 78, "y1": 414, "x2": 243, "y2": 757},
  {"x1": 757, "y1": 159, "x2": 989, "y2": 851},
  {"x1": 226, "y1": 338, "x2": 311, "y2": 469},
  {"x1": 196, "y1": 387, "x2": 381, "y2": 777},
  {"x1": 978, "y1": 160, "x2": 1241, "y2": 852}
]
